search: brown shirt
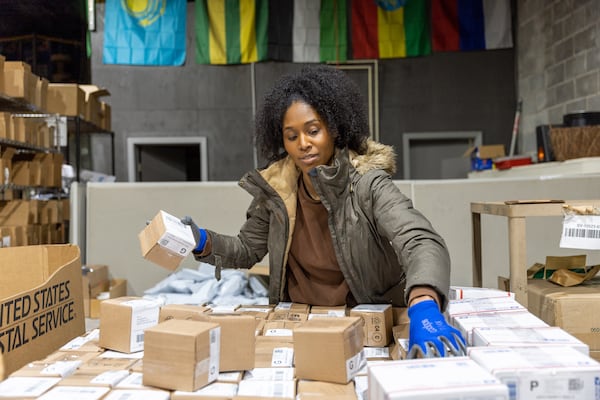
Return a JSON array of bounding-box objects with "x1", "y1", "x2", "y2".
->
[{"x1": 286, "y1": 179, "x2": 351, "y2": 306}]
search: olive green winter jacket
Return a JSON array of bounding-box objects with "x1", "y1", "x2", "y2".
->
[{"x1": 195, "y1": 140, "x2": 451, "y2": 309}]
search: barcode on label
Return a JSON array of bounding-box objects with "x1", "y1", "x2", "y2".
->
[
  {"x1": 135, "y1": 333, "x2": 144, "y2": 343},
  {"x1": 564, "y1": 228, "x2": 600, "y2": 239},
  {"x1": 568, "y1": 378, "x2": 584, "y2": 391}
]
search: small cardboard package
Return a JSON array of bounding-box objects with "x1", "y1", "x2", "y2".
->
[
  {"x1": 350, "y1": 304, "x2": 393, "y2": 347},
  {"x1": 293, "y1": 316, "x2": 365, "y2": 384},
  {"x1": 143, "y1": 319, "x2": 221, "y2": 392},
  {"x1": 0, "y1": 244, "x2": 85, "y2": 380},
  {"x1": 138, "y1": 210, "x2": 196, "y2": 271},
  {"x1": 98, "y1": 296, "x2": 161, "y2": 353}
]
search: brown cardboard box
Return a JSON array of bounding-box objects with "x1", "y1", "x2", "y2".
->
[
  {"x1": 350, "y1": 304, "x2": 393, "y2": 347},
  {"x1": 33, "y1": 76, "x2": 49, "y2": 112},
  {"x1": 0, "y1": 112, "x2": 10, "y2": 140},
  {"x1": 199, "y1": 314, "x2": 256, "y2": 372},
  {"x1": 296, "y1": 380, "x2": 357, "y2": 399},
  {"x1": 0, "y1": 147, "x2": 15, "y2": 184},
  {"x1": 98, "y1": 296, "x2": 161, "y2": 353},
  {"x1": 88, "y1": 279, "x2": 127, "y2": 319},
  {"x1": 158, "y1": 303, "x2": 209, "y2": 322},
  {"x1": 528, "y1": 278, "x2": 600, "y2": 351},
  {"x1": 293, "y1": 316, "x2": 365, "y2": 384},
  {"x1": 81, "y1": 264, "x2": 109, "y2": 317},
  {"x1": 254, "y1": 335, "x2": 294, "y2": 368},
  {"x1": 46, "y1": 83, "x2": 85, "y2": 117},
  {"x1": 79, "y1": 84, "x2": 110, "y2": 127},
  {"x1": 100, "y1": 101, "x2": 111, "y2": 131},
  {"x1": 138, "y1": 210, "x2": 196, "y2": 271},
  {"x1": 0, "y1": 200, "x2": 31, "y2": 226},
  {"x1": 2, "y1": 61, "x2": 34, "y2": 102},
  {"x1": 0, "y1": 244, "x2": 84, "y2": 380},
  {"x1": 143, "y1": 319, "x2": 221, "y2": 392}
]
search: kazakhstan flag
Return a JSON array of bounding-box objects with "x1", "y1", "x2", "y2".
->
[{"x1": 103, "y1": 0, "x2": 187, "y2": 66}]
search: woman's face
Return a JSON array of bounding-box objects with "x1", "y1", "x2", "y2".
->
[{"x1": 282, "y1": 101, "x2": 335, "y2": 176}]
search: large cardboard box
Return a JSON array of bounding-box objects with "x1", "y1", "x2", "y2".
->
[
  {"x1": 293, "y1": 316, "x2": 365, "y2": 384},
  {"x1": 138, "y1": 210, "x2": 196, "y2": 271},
  {"x1": 2, "y1": 61, "x2": 35, "y2": 102},
  {"x1": 528, "y1": 278, "x2": 600, "y2": 351},
  {"x1": 0, "y1": 244, "x2": 85, "y2": 379},
  {"x1": 46, "y1": 83, "x2": 85, "y2": 118},
  {"x1": 143, "y1": 319, "x2": 221, "y2": 392}
]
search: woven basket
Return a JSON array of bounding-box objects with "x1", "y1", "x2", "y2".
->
[{"x1": 549, "y1": 126, "x2": 600, "y2": 161}]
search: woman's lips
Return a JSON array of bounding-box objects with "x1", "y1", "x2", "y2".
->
[{"x1": 299, "y1": 154, "x2": 318, "y2": 165}]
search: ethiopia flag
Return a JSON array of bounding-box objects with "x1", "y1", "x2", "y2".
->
[
  {"x1": 195, "y1": 0, "x2": 269, "y2": 65},
  {"x1": 268, "y1": 0, "x2": 349, "y2": 63},
  {"x1": 103, "y1": 0, "x2": 187, "y2": 66},
  {"x1": 351, "y1": 0, "x2": 430, "y2": 59},
  {"x1": 432, "y1": 0, "x2": 513, "y2": 51}
]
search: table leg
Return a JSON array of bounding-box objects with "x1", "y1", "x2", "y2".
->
[
  {"x1": 471, "y1": 211, "x2": 483, "y2": 287},
  {"x1": 508, "y1": 216, "x2": 528, "y2": 307}
]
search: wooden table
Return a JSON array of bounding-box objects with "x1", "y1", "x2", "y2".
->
[{"x1": 470, "y1": 200, "x2": 600, "y2": 306}]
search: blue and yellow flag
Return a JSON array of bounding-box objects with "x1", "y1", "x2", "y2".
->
[{"x1": 103, "y1": 0, "x2": 187, "y2": 66}]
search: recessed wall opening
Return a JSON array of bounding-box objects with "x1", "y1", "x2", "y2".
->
[{"x1": 127, "y1": 137, "x2": 208, "y2": 182}]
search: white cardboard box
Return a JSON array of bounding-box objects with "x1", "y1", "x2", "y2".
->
[
  {"x1": 367, "y1": 357, "x2": 509, "y2": 399},
  {"x1": 472, "y1": 326, "x2": 589, "y2": 355},
  {"x1": 468, "y1": 346, "x2": 600, "y2": 400}
]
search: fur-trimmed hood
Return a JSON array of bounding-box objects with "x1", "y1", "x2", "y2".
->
[{"x1": 350, "y1": 139, "x2": 397, "y2": 176}]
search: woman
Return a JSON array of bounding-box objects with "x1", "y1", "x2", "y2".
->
[{"x1": 184, "y1": 64, "x2": 464, "y2": 357}]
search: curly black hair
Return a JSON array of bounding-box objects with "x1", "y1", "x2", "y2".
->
[{"x1": 254, "y1": 64, "x2": 370, "y2": 163}]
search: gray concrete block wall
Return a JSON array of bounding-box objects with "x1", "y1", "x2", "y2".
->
[{"x1": 518, "y1": 0, "x2": 600, "y2": 152}]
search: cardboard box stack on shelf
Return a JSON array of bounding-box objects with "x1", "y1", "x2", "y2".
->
[{"x1": 0, "y1": 54, "x2": 113, "y2": 248}]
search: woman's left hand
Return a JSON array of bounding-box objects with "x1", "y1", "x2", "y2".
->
[{"x1": 407, "y1": 299, "x2": 466, "y2": 358}]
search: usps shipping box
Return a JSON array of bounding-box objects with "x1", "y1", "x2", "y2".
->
[
  {"x1": 0, "y1": 244, "x2": 85, "y2": 379},
  {"x1": 350, "y1": 304, "x2": 393, "y2": 347},
  {"x1": 138, "y1": 210, "x2": 196, "y2": 271}
]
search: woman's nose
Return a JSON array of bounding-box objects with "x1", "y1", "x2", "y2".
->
[{"x1": 298, "y1": 133, "x2": 310, "y2": 149}]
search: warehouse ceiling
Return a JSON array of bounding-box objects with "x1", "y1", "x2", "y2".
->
[{"x1": 0, "y1": 0, "x2": 86, "y2": 39}]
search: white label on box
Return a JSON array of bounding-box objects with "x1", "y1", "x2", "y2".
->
[
  {"x1": 36, "y1": 385, "x2": 110, "y2": 400},
  {"x1": 244, "y1": 367, "x2": 295, "y2": 381},
  {"x1": 41, "y1": 360, "x2": 82, "y2": 377},
  {"x1": 363, "y1": 347, "x2": 390, "y2": 359},
  {"x1": 217, "y1": 371, "x2": 242, "y2": 382},
  {"x1": 274, "y1": 302, "x2": 292, "y2": 310},
  {"x1": 158, "y1": 211, "x2": 195, "y2": 256},
  {"x1": 124, "y1": 299, "x2": 161, "y2": 353},
  {"x1": 61, "y1": 328, "x2": 99, "y2": 350},
  {"x1": 560, "y1": 214, "x2": 600, "y2": 249},
  {"x1": 346, "y1": 349, "x2": 366, "y2": 381},
  {"x1": 208, "y1": 327, "x2": 220, "y2": 383},
  {"x1": 271, "y1": 347, "x2": 294, "y2": 367},
  {"x1": 103, "y1": 389, "x2": 171, "y2": 400},
  {"x1": 174, "y1": 382, "x2": 239, "y2": 396},
  {"x1": 90, "y1": 370, "x2": 130, "y2": 387},
  {"x1": 0, "y1": 377, "x2": 61, "y2": 397},
  {"x1": 115, "y1": 372, "x2": 145, "y2": 389},
  {"x1": 99, "y1": 350, "x2": 144, "y2": 359},
  {"x1": 237, "y1": 380, "x2": 296, "y2": 397},
  {"x1": 264, "y1": 328, "x2": 293, "y2": 336},
  {"x1": 1, "y1": 235, "x2": 10, "y2": 247}
]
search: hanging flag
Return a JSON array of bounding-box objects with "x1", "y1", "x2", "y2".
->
[
  {"x1": 351, "y1": 0, "x2": 430, "y2": 59},
  {"x1": 268, "y1": 0, "x2": 349, "y2": 63},
  {"x1": 103, "y1": 0, "x2": 187, "y2": 66},
  {"x1": 432, "y1": 0, "x2": 513, "y2": 51},
  {"x1": 195, "y1": 0, "x2": 268, "y2": 65}
]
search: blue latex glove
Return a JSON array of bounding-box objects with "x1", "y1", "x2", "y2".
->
[
  {"x1": 407, "y1": 299, "x2": 466, "y2": 358},
  {"x1": 180, "y1": 216, "x2": 208, "y2": 253}
]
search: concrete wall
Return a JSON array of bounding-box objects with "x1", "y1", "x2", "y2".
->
[
  {"x1": 83, "y1": 176, "x2": 600, "y2": 297},
  {"x1": 517, "y1": 0, "x2": 600, "y2": 151},
  {"x1": 90, "y1": 3, "x2": 516, "y2": 182}
]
